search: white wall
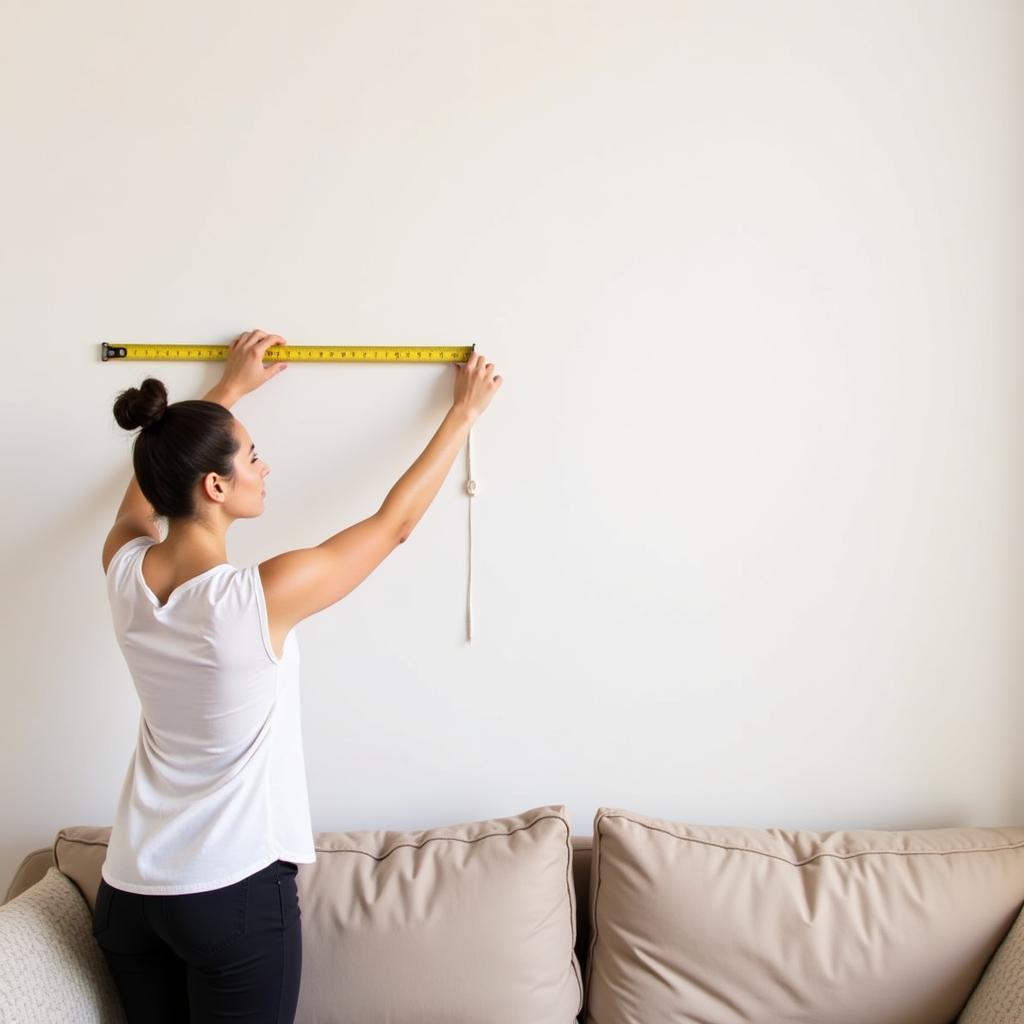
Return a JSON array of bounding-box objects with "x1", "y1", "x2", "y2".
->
[{"x1": 2, "y1": 1, "x2": 1022, "y2": 887}]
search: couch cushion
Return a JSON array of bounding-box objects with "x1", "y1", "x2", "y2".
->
[
  {"x1": 0, "y1": 866, "x2": 126, "y2": 1023},
  {"x1": 54, "y1": 825, "x2": 109, "y2": 913},
  {"x1": 302, "y1": 803, "x2": 582, "y2": 1023},
  {"x1": 584, "y1": 806, "x2": 1024, "y2": 1024}
]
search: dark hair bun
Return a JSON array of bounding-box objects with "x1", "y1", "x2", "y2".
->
[{"x1": 113, "y1": 377, "x2": 169, "y2": 432}]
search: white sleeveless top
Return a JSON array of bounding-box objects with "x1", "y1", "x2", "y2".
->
[{"x1": 101, "y1": 535, "x2": 317, "y2": 894}]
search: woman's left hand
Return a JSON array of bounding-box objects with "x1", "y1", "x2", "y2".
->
[{"x1": 219, "y1": 330, "x2": 289, "y2": 398}]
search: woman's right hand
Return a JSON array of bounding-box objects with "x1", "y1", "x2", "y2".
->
[{"x1": 453, "y1": 351, "x2": 503, "y2": 420}]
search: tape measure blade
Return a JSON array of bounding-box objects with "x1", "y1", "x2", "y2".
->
[{"x1": 102, "y1": 343, "x2": 475, "y2": 362}]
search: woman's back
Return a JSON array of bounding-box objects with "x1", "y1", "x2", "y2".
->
[{"x1": 102, "y1": 534, "x2": 314, "y2": 895}]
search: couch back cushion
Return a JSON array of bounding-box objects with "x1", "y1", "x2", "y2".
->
[
  {"x1": 302, "y1": 803, "x2": 582, "y2": 1022},
  {"x1": 584, "y1": 806, "x2": 1024, "y2": 1024}
]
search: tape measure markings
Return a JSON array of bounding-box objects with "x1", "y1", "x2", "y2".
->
[{"x1": 101, "y1": 343, "x2": 474, "y2": 363}]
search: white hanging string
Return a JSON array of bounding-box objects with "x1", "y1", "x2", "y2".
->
[{"x1": 465, "y1": 427, "x2": 476, "y2": 643}]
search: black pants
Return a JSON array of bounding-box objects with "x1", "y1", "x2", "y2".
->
[{"x1": 91, "y1": 859, "x2": 302, "y2": 1023}]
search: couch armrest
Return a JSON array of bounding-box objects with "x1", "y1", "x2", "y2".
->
[
  {"x1": 958, "y1": 899, "x2": 1024, "y2": 1023},
  {"x1": 0, "y1": 866, "x2": 125, "y2": 1022}
]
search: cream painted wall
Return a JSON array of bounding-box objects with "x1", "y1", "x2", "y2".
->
[{"x1": 2, "y1": 1, "x2": 1022, "y2": 888}]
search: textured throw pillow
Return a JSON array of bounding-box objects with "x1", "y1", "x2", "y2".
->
[
  {"x1": 584, "y1": 806, "x2": 1024, "y2": 1024},
  {"x1": 0, "y1": 866, "x2": 126, "y2": 1023},
  {"x1": 958, "y1": 898, "x2": 1024, "y2": 1023},
  {"x1": 299, "y1": 803, "x2": 582, "y2": 1023}
]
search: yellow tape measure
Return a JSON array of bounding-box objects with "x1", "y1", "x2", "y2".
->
[{"x1": 101, "y1": 342, "x2": 475, "y2": 363}]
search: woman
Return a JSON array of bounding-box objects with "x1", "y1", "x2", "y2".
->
[{"x1": 92, "y1": 329, "x2": 502, "y2": 1023}]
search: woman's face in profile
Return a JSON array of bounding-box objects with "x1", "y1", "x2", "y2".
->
[{"x1": 229, "y1": 418, "x2": 270, "y2": 517}]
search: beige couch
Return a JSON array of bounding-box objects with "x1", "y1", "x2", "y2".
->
[{"x1": 2, "y1": 803, "x2": 1023, "y2": 1023}]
